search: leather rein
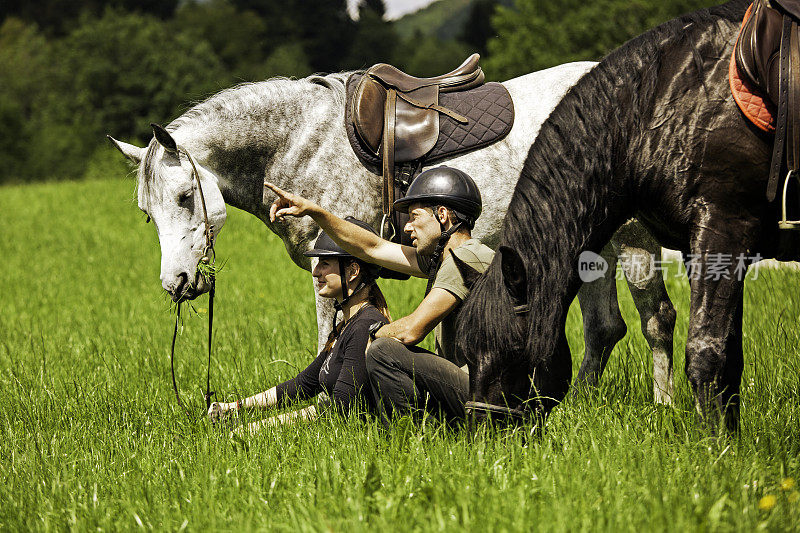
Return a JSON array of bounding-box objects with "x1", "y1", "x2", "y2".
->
[
  {"x1": 464, "y1": 401, "x2": 529, "y2": 422},
  {"x1": 167, "y1": 145, "x2": 216, "y2": 420}
]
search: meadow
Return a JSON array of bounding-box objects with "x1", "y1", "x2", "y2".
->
[{"x1": 1, "y1": 177, "x2": 799, "y2": 531}]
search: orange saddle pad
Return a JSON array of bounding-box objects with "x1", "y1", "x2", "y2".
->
[{"x1": 730, "y1": 3, "x2": 776, "y2": 133}]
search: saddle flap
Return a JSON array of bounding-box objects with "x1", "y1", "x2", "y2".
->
[
  {"x1": 394, "y1": 85, "x2": 440, "y2": 161},
  {"x1": 737, "y1": 0, "x2": 786, "y2": 97},
  {"x1": 353, "y1": 76, "x2": 386, "y2": 154},
  {"x1": 774, "y1": 0, "x2": 800, "y2": 19}
]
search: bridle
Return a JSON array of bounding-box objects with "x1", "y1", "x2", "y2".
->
[
  {"x1": 464, "y1": 301, "x2": 532, "y2": 423},
  {"x1": 166, "y1": 145, "x2": 217, "y2": 420},
  {"x1": 464, "y1": 401, "x2": 529, "y2": 422}
]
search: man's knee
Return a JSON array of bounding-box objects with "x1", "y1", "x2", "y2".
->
[{"x1": 366, "y1": 337, "x2": 403, "y2": 374}]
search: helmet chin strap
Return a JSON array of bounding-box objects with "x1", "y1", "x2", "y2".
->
[
  {"x1": 332, "y1": 259, "x2": 373, "y2": 331},
  {"x1": 425, "y1": 211, "x2": 463, "y2": 295}
]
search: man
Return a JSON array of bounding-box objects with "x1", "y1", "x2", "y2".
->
[{"x1": 265, "y1": 166, "x2": 493, "y2": 423}]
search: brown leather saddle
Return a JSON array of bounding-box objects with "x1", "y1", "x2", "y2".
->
[
  {"x1": 345, "y1": 54, "x2": 514, "y2": 241},
  {"x1": 735, "y1": 0, "x2": 800, "y2": 227}
]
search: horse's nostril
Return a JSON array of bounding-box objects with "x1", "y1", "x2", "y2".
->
[{"x1": 173, "y1": 272, "x2": 190, "y2": 301}]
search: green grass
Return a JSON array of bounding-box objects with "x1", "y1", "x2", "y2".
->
[{"x1": 1, "y1": 178, "x2": 799, "y2": 531}]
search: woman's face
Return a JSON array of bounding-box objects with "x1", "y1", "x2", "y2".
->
[
  {"x1": 312, "y1": 258, "x2": 359, "y2": 301},
  {"x1": 312, "y1": 258, "x2": 342, "y2": 299}
]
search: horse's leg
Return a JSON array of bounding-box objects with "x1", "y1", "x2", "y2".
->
[
  {"x1": 686, "y1": 277, "x2": 745, "y2": 432},
  {"x1": 574, "y1": 241, "x2": 627, "y2": 389},
  {"x1": 612, "y1": 221, "x2": 677, "y2": 404},
  {"x1": 685, "y1": 218, "x2": 752, "y2": 432},
  {"x1": 534, "y1": 329, "x2": 573, "y2": 415}
]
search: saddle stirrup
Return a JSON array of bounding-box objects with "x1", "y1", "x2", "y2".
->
[
  {"x1": 779, "y1": 170, "x2": 800, "y2": 229},
  {"x1": 379, "y1": 212, "x2": 396, "y2": 241}
]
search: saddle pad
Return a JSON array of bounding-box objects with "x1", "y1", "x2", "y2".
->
[
  {"x1": 345, "y1": 73, "x2": 515, "y2": 171},
  {"x1": 427, "y1": 81, "x2": 515, "y2": 163},
  {"x1": 730, "y1": 3, "x2": 776, "y2": 132}
]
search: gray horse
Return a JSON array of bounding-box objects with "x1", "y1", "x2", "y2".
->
[{"x1": 108, "y1": 63, "x2": 676, "y2": 402}]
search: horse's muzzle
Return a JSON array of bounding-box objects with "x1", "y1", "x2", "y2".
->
[{"x1": 170, "y1": 275, "x2": 207, "y2": 302}]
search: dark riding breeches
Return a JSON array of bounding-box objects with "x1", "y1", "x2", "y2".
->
[{"x1": 365, "y1": 337, "x2": 469, "y2": 425}]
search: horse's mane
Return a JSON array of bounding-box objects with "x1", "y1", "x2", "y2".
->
[
  {"x1": 457, "y1": 0, "x2": 749, "y2": 368},
  {"x1": 167, "y1": 73, "x2": 349, "y2": 132},
  {"x1": 137, "y1": 73, "x2": 350, "y2": 204}
]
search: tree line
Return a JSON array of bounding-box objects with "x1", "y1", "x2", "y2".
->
[{"x1": 0, "y1": 0, "x2": 717, "y2": 184}]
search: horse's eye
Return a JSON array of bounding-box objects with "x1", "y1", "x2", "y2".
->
[{"x1": 177, "y1": 190, "x2": 193, "y2": 205}]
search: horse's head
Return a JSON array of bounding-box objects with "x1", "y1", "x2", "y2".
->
[
  {"x1": 455, "y1": 245, "x2": 533, "y2": 424},
  {"x1": 108, "y1": 124, "x2": 227, "y2": 302}
]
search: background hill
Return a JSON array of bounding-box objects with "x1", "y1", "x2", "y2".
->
[{"x1": 394, "y1": 0, "x2": 512, "y2": 42}]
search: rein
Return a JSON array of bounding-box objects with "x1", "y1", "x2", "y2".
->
[
  {"x1": 464, "y1": 401, "x2": 528, "y2": 422},
  {"x1": 169, "y1": 146, "x2": 216, "y2": 420}
]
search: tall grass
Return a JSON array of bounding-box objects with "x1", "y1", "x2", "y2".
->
[{"x1": 0, "y1": 179, "x2": 798, "y2": 531}]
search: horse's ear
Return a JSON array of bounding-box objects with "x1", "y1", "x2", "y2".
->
[
  {"x1": 107, "y1": 136, "x2": 144, "y2": 165},
  {"x1": 150, "y1": 123, "x2": 178, "y2": 154},
  {"x1": 450, "y1": 250, "x2": 482, "y2": 290},
  {"x1": 499, "y1": 245, "x2": 528, "y2": 307}
]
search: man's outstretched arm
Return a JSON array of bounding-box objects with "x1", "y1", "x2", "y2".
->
[{"x1": 265, "y1": 181, "x2": 426, "y2": 278}]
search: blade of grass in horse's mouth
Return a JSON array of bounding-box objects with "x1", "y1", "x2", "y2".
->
[{"x1": 195, "y1": 258, "x2": 226, "y2": 285}]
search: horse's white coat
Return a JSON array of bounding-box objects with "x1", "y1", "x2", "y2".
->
[
  {"x1": 110, "y1": 62, "x2": 597, "y2": 349},
  {"x1": 661, "y1": 249, "x2": 800, "y2": 270}
]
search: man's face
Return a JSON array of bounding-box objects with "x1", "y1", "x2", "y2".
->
[{"x1": 405, "y1": 203, "x2": 446, "y2": 254}]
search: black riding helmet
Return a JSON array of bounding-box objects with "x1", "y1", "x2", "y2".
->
[
  {"x1": 304, "y1": 217, "x2": 383, "y2": 327},
  {"x1": 304, "y1": 216, "x2": 383, "y2": 279},
  {"x1": 393, "y1": 166, "x2": 482, "y2": 295},
  {"x1": 393, "y1": 165, "x2": 482, "y2": 229}
]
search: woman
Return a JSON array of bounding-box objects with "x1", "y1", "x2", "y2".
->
[{"x1": 208, "y1": 218, "x2": 391, "y2": 433}]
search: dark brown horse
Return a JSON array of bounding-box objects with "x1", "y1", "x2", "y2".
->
[{"x1": 455, "y1": 0, "x2": 800, "y2": 431}]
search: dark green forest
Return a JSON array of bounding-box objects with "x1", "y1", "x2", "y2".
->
[{"x1": 0, "y1": 0, "x2": 717, "y2": 184}]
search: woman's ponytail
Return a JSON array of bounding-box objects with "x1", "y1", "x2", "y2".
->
[{"x1": 367, "y1": 282, "x2": 392, "y2": 323}]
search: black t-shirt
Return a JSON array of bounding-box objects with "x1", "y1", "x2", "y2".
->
[{"x1": 274, "y1": 305, "x2": 388, "y2": 414}]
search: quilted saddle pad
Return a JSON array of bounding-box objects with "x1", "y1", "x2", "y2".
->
[{"x1": 730, "y1": 3, "x2": 776, "y2": 133}]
